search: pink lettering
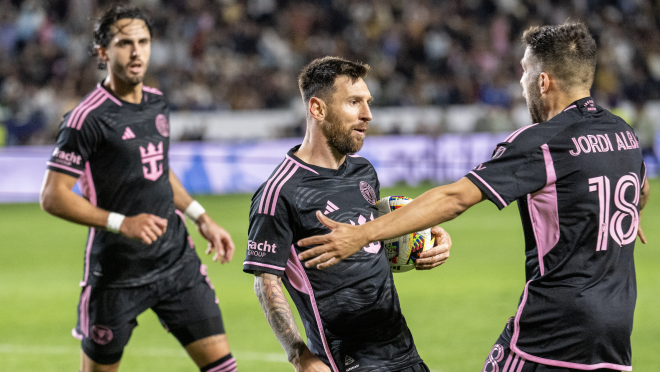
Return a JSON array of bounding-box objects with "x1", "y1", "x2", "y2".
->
[
  {"x1": 620, "y1": 132, "x2": 633, "y2": 149},
  {"x1": 587, "y1": 135, "x2": 601, "y2": 152},
  {"x1": 578, "y1": 136, "x2": 592, "y2": 153},
  {"x1": 615, "y1": 133, "x2": 627, "y2": 151},
  {"x1": 597, "y1": 134, "x2": 611, "y2": 152},
  {"x1": 605, "y1": 134, "x2": 614, "y2": 151},
  {"x1": 569, "y1": 137, "x2": 581, "y2": 156},
  {"x1": 626, "y1": 131, "x2": 638, "y2": 149},
  {"x1": 55, "y1": 151, "x2": 82, "y2": 165},
  {"x1": 249, "y1": 240, "x2": 277, "y2": 254}
]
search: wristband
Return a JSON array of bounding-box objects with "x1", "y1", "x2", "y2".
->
[
  {"x1": 106, "y1": 212, "x2": 125, "y2": 233},
  {"x1": 185, "y1": 200, "x2": 206, "y2": 222}
]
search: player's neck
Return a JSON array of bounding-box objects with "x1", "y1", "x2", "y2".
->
[
  {"x1": 295, "y1": 126, "x2": 346, "y2": 170},
  {"x1": 103, "y1": 76, "x2": 143, "y2": 104},
  {"x1": 543, "y1": 89, "x2": 590, "y2": 121}
]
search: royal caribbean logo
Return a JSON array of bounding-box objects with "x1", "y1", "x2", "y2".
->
[{"x1": 139, "y1": 141, "x2": 164, "y2": 181}]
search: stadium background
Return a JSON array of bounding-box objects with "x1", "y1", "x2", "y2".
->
[{"x1": 0, "y1": 0, "x2": 658, "y2": 371}]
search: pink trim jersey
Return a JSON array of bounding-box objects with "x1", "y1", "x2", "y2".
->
[
  {"x1": 47, "y1": 83, "x2": 196, "y2": 288},
  {"x1": 466, "y1": 97, "x2": 645, "y2": 371},
  {"x1": 244, "y1": 147, "x2": 423, "y2": 372}
]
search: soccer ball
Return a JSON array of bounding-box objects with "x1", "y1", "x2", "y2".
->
[{"x1": 376, "y1": 196, "x2": 435, "y2": 273}]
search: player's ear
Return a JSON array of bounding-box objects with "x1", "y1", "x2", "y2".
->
[
  {"x1": 309, "y1": 97, "x2": 326, "y2": 121},
  {"x1": 96, "y1": 45, "x2": 109, "y2": 63},
  {"x1": 539, "y1": 72, "x2": 550, "y2": 94}
]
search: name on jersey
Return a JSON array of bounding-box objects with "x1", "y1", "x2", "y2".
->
[
  {"x1": 247, "y1": 240, "x2": 277, "y2": 257},
  {"x1": 569, "y1": 131, "x2": 639, "y2": 156},
  {"x1": 52, "y1": 147, "x2": 82, "y2": 166}
]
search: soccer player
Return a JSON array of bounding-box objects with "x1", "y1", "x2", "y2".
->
[
  {"x1": 297, "y1": 23, "x2": 650, "y2": 372},
  {"x1": 244, "y1": 57, "x2": 452, "y2": 372},
  {"x1": 39, "y1": 7, "x2": 237, "y2": 372}
]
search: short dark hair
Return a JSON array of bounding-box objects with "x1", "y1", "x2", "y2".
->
[
  {"x1": 521, "y1": 22, "x2": 596, "y2": 91},
  {"x1": 298, "y1": 57, "x2": 371, "y2": 105},
  {"x1": 91, "y1": 5, "x2": 153, "y2": 69}
]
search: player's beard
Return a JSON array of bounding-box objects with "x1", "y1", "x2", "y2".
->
[
  {"x1": 322, "y1": 109, "x2": 365, "y2": 155},
  {"x1": 525, "y1": 75, "x2": 545, "y2": 124},
  {"x1": 111, "y1": 61, "x2": 145, "y2": 87}
]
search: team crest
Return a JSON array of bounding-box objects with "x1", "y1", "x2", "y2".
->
[
  {"x1": 492, "y1": 146, "x2": 506, "y2": 159},
  {"x1": 90, "y1": 325, "x2": 113, "y2": 345},
  {"x1": 155, "y1": 114, "x2": 170, "y2": 137},
  {"x1": 359, "y1": 181, "x2": 377, "y2": 205}
]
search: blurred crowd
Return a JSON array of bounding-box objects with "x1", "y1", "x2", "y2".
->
[{"x1": 1, "y1": 0, "x2": 659, "y2": 146}]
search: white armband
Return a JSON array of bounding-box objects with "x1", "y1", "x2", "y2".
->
[
  {"x1": 106, "y1": 212, "x2": 125, "y2": 234},
  {"x1": 185, "y1": 200, "x2": 206, "y2": 222}
]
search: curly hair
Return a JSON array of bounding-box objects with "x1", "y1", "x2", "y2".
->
[
  {"x1": 522, "y1": 22, "x2": 597, "y2": 91},
  {"x1": 298, "y1": 57, "x2": 371, "y2": 105},
  {"x1": 90, "y1": 5, "x2": 153, "y2": 70}
]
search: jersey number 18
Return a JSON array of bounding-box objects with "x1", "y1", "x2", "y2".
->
[{"x1": 588, "y1": 174, "x2": 640, "y2": 251}]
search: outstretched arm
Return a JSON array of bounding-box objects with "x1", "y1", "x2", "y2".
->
[
  {"x1": 254, "y1": 272, "x2": 330, "y2": 372},
  {"x1": 170, "y1": 170, "x2": 235, "y2": 263},
  {"x1": 40, "y1": 170, "x2": 167, "y2": 244},
  {"x1": 298, "y1": 177, "x2": 485, "y2": 269}
]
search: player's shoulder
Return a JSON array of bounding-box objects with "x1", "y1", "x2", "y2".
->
[
  {"x1": 142, "y1": 85, "x2": 168, "y2": 104},
  {"x1": 62, "y1": 83, "x2": 122, "y2": 131},
  {"x1": 600, "y1": 108, "x2": 634, "y2": 130},
  {"x1": 347, "y1": 153, "x2": 375, "y2": 167},
  {"x1": 502, "y1": 107, "x2": 592, "y2": 152},
  {"x1": 250, "y1": 154, "x2": 317, "y2": 217},
  {"x1": 498, "y1": 123, "x2": 548, "y2": 150},
  {"x1": 345, "y1": 154, "x2": 379, "y2": 185}
]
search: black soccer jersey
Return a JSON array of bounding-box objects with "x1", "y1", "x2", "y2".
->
[
  {"x1": 47, "y1": 83, "x2": 196, "y2": 288},
  {"x1": 244, "y1": 146, "x2": 422, "y2": 372},
  {"x1": 466, "y1": 97, "x2": 645, "y2": 371}
]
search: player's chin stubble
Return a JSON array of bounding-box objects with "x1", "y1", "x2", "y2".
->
[
  {"x1": 112, "y1": 63, "x2": 144, "y2": 87},
  {"x1": 322, "y1": 110, "x2": 365, "y2": 155}
]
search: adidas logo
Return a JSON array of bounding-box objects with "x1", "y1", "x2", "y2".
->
[
  {"x1": 122, "y1": 127, "x2": 136, "y2": 140},
  {"x1": 345, "y1": 355, "x2": 355, "y2": 365},
  {"x1": 324, "y1": 200, "x2": 339, "y2": 215}
]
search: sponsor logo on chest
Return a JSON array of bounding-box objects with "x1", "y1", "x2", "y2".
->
[{"x1": 139, "y1": 141, "x2": 164, "y2": 181}]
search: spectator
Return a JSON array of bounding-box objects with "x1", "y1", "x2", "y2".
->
[{"x1": 0, "y1": 0, "x2": 659, "y2": 144}]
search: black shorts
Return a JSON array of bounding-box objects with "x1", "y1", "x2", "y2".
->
[
  {"x1": 73, "y1": 257, "x2": 225, "y2": 365},
  {"x1": 482, "y1": 318, "x2": 620, "y2": 372}
]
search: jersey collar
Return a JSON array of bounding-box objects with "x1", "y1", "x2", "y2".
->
[
  {"x1": 562, "y1": 96, "x2": 599, "y2": 116},
  {"x1": 98, "y1": 81, "x2": 146, "y2": 108},
  {"x1": 287, "y1": 145, "x2": 349, "y2": 177}
]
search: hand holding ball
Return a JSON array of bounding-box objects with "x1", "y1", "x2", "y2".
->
[{"x1": 376, "y1": 196, "x2": 435, "y2": 273}]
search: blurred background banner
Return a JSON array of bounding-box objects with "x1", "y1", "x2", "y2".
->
[{"x1": 0, "y1": 132, "x2": 515, "y2": 203}]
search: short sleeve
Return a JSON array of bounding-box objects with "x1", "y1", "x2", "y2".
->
[
  {"x1": 244, "y1": 203, "x2": 294, "y2": 276},
  {"x1": 46, "y1": 115, "x2": 101, "y2": 178},
  {"x1": 466, "y1": 140, "x2": 548, "y2": 209}
]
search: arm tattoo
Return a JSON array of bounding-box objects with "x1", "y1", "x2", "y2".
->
[{"x1": 254, "y1": 272, "x2": 308, "y2": 363}]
